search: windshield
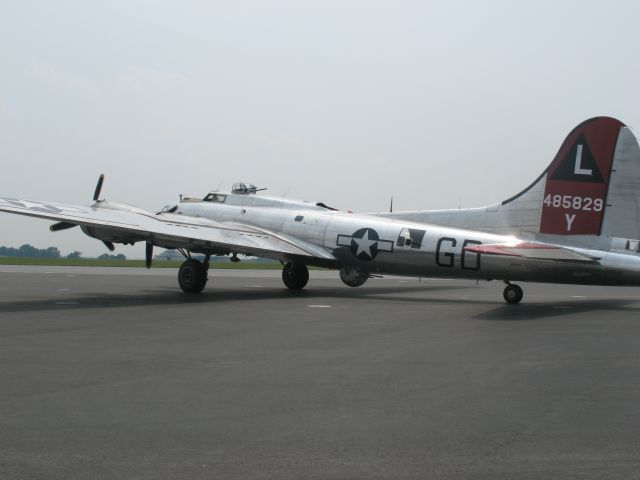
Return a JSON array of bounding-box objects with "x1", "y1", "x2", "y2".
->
[{"x1": 203, "y1": 193, "x2": 227, "y2": 203}]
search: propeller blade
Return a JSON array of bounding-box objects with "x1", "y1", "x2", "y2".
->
[
  {"x1": 145, "y1": 242, "x2": 153, "y2": 269},
  {"x1": 49, "y1": 222, "x2": 77, "y2": 232},
  {"x1": 103, "y1": 241, "x2": 115, "y2": 251},
  {"x1": 93, "y1": 174, "x2": 105, "y2": 201},
  {"x1": 389, "y1": 197, "x2": 393, "y2": 213}
]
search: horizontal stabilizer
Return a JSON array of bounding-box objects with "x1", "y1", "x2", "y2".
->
[{"x1": 464, "y1": 242, "x2": 600, "y2": 263}]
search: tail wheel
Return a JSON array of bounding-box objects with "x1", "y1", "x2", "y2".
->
[
  {"x1": 503, "y1": 283, "x2": 523, "y2": 304},
  {"x1": 282, "y1": 263, "x2": 309, "y2": 290},
  {"x1": 178, "y1": 259, "x2": 208, "y2": 293}
]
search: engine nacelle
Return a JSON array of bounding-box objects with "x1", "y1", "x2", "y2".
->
[
  {"x1": 94, "y1": 200, "x2": 151, "y2": 215},
  {"x1": 80, "y1": 225, "x2": 144, "y2": 245},
  {"x1": 78, "y1": 201, "x2": 152, "y2": 245}
]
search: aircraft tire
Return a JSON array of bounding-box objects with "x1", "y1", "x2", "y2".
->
[
  {"x1": 503, "y1": 284, "x2": 523, "y2": 304},
  {"x1": 339, "y1": 268, "x2": 368, "y2": 287},
  {"x1": 282, "y1": 262, "x2": 309, "y2": 290},
  {"x1": 178, "y1": 259, "x2": 208, "y2": 293}
]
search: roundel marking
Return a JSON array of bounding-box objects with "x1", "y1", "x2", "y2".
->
[{"x1": 349, "y1": 228, "x2": 380, "y2": 261}]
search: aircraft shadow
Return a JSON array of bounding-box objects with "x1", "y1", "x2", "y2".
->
[
  {"x1": 0, "y1": 285, "x2": 638, "y2": 321},
  {"x1": 474, "y1": 299, "x2": 640, "y2": 321},
  {"x1": 0, "y1": 284, "x2": 466, "y2": 314}
]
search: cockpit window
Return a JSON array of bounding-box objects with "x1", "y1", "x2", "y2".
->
[{"x1": 203, "y1": 193, "x2": 227, "y2": 203}]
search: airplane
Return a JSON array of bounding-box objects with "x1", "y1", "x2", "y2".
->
[{"x1": 1, "y1": 115, "x2": 640, "y2": 304}]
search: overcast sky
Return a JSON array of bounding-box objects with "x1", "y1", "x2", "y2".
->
[{"x1": 1, "y1": 0, "x2": 640, "y2": 257}]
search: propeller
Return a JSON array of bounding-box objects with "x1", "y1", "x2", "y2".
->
[
  {"x1": 103, "y1": 241, "x2": 115, "y2": 251},
  {"x1": 49, "y1": 174, "x2": 106, "y2": 232},
  {"x1": 145, "y1": 242, "x2": 153, "y2": 269},
  {"x1": 389, "y1": 197, "x2": 394, "y2": 213},
  {"x1": 93, "y1": 174, "x2": 105, "y2": 201}
]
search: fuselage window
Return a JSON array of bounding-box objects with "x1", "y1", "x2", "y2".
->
[
  {"x1": 408, "y1": 229, "x2": 426, "y2": 249},
  {"x1": 397, "y1": 228, "x2": 411, "y2": 247},
  {"x1": 295, "y1": 215, "x2": 304, "y2": 222},
  {"x1": 397, "y1": 228, "x2": 426, "y2": 249}
]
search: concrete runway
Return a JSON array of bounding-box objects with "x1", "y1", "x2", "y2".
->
[{"x1": 1, "y1": 266, "x2": 639, "y2": 479}]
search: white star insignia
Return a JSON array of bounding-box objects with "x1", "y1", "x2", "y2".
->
[{"x1": 353, "y1": 231, "x2": 377, "y2": 257}]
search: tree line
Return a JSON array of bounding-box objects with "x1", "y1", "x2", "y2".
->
[
  {"x1": 0, "y1": 244, "x2": 125, "y2": 260},
  {"x1": 0, "y1": 244, "x2": 61, "y2": 258}
]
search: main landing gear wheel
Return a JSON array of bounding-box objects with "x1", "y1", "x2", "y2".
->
[
  {"x1": 339, "y1": 268, "x2": 368, "y2": 287},
  {"x1": 282, "y1": 262, "x2": 309, "y2": 290},
  {"x1": 178, "y1": 259, "x2": 208, "y2": 293},
  {"x1": 503, "y1": 283, "x2": 523, "y2": 304}
]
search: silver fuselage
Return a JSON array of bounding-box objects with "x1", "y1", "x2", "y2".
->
[{"x1": 171, "y1": 194, "x2": 640, "y2": 287}]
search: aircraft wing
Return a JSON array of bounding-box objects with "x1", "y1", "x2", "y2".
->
[
  {"x1": 464, "y1": 242, "x2": 601, "y2": 263},
  {"x1": 0, "y1": 197, "x2": 336, "y2": 262}
]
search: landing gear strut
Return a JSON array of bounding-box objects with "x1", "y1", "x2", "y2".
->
[
  {"x1": 282, "y1": 262, "x2": 309, "y2": 290},
  {"x1": 503, "y1": 282, "x2": 523, "y2": 304},
  {"x1": 178, "y1": 257, "x2": 209, "y2": 293}
]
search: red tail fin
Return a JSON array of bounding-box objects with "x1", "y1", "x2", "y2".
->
[{"x1": 539, "y1": 116, "x2": 624, "y2": 235}]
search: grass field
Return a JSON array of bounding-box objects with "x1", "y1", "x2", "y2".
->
[{"x1": 0, "y1": 257, "x2": 284, "y2": 269}]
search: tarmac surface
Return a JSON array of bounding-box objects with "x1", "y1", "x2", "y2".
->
[{"x1": 1, "y1": 266, "x2": 639, "y2": 479}]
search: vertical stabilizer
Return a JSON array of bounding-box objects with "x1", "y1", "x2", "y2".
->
[
  {"x1": 537, "y1": 116, "x2": 623, "y2": 235},
  {"x1": 378, "y1": 116, "x2": 640, "y2": 242}
]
